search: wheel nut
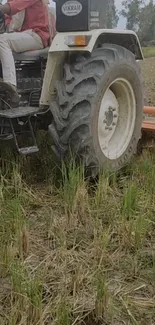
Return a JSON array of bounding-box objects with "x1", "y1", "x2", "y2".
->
[
  {"x1": 112, "y1": 122, "x2": 116, "y2": 126},
  {"x1": 109, "y1": 127, "x2": 112, "y2": 130},
  {"x1": 103, "y1": 119, "x2": 106, "y2": 123},
  {"x1": 113, "y1": 114, "x2": 117, "y2": 118},
  {"x1": 105, "y1": 126, "x2": 109, "y2": 130},
  {"x1": 112, "y1": 108, "x2": 116, "y2": 111}
]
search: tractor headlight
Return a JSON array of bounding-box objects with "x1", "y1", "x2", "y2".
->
[{"x1": 64, "y1": 35, "x2": 91, "y2": 47}]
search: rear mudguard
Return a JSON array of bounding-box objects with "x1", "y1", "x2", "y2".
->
[{"x1": 40, "y1": 29, "x2": 143, "y2": 106}]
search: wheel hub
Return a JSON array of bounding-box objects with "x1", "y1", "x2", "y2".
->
[
  {"x1": 104, "y1": 106, "x2": 118, "y2": 128},
  {"x1": 98, "y1": 78, "x2": 136, "y2": 160},
  {"x1": 98, "y1": 89, "x2": 119, "y2": 150}
]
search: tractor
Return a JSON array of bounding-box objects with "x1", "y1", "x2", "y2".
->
[{"x1": 0, "y1": 0, "x2": 145, "y2": 176}]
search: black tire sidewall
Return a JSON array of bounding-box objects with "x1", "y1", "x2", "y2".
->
[{"x1": 91, "y1": 61, "x2": 143, "y2": 170}]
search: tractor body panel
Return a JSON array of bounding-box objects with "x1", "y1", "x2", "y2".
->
[{"x1": 40, "y1": 51, "x2": 65, "y2": 106}]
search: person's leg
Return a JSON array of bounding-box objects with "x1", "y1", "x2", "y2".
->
[{"x1": 0, "y1": 30, "x2": 43, "y2": 87}]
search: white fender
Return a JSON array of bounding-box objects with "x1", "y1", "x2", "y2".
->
[{"x1": 49, "y1": 29, "x2": 143, "y2": 60}]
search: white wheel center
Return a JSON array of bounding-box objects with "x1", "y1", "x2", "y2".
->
[
  {"x1": 98, "y1": 89, "x2": 119, "y2": 151},
  {"x1": 98, "y1": 78, "x2": 136, "y2": 160}
]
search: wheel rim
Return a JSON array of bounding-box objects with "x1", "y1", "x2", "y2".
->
[{"x1": 98, "y1": 78, "x2": 136, "y2": 160}]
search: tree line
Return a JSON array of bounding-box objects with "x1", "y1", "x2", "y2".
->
[{"x1": 106, "y1": 0, "x2": 155, "y2": 46}]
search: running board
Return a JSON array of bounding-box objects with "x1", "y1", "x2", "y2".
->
[
  {"x1": 18, "y1": 146, "x2": 39, "y2": 155},
  {"x1": 0, "y1": 106, "x2": 40, "y2": 119}
]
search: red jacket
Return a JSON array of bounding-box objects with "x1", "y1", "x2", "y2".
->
[{"x1": 5, "y1": 0, "x2": 55, "y2": 47}]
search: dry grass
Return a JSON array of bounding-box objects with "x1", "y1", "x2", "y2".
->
[
  {"x1": 0, "y1": 141, "x2": 155, "y2": 325},
  {"x1": 0, "y1": 57, "x2": 155, "y2": 324}
]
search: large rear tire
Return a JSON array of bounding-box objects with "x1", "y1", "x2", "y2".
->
[{"x1": 49, "y1": 44, "x2": 144, "y2": 176}]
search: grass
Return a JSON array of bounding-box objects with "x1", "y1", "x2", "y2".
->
[
  {"x1": 0, "y1": 142, "x2": 155, "y2": 324},
  {"x1": 142, "y1": 46, "x2": 155, "y2": 58}
]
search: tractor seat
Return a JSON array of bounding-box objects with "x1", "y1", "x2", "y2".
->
[{"x1": 13, "y1": 47, "x2": 49, "y2": 61}]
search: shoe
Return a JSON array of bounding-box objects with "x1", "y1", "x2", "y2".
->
[
  {"x1": 5, "y1": 82, "x2": 20, "y2": 104},
  {"x1": 0, "y1": 80, "x2": 20, "y2": 106}
]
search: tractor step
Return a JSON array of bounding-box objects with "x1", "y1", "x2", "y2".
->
[
  {"x1": 18, "y1": 146, "x2": 39, "y2": 155},
  {"x1": 9, "y1": 115, "x2": 39, "y2": 155},
  {"x1": 0, "y1": 106, "x2": 39, "y2": 119}
]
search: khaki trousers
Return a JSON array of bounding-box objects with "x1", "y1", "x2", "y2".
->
[{"x1": 0, "y1": 30, "x2": 43, "y2": 86}]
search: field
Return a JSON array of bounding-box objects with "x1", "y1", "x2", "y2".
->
[
  {"x1": 141, "y1": 55, "x2": 155, "y2": 105},
  {"x1": 0, "y1": 56, "x2": 155, "y2": 325},
  {"x1": 142, "y1": 47, "x2": 155, "y2": 59}
]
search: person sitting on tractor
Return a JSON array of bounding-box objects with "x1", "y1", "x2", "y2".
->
[{"x1": 0, "y1": 0, "x2": 51, "y2": 105}]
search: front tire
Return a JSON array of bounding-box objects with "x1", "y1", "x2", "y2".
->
[{"x1": 49, "y1": 44, "x2": 144, "y2": 176}]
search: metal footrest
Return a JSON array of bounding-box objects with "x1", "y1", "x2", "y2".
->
[
  {"x1": 9, "y1": 116, "x2": 39, "y2": 155},
  {"x1": 18, "y1": 146, "x2": 39, "y2": 155},
  {"x1": 0, "y1": 106, "x2": 39, "y2": 119}
]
